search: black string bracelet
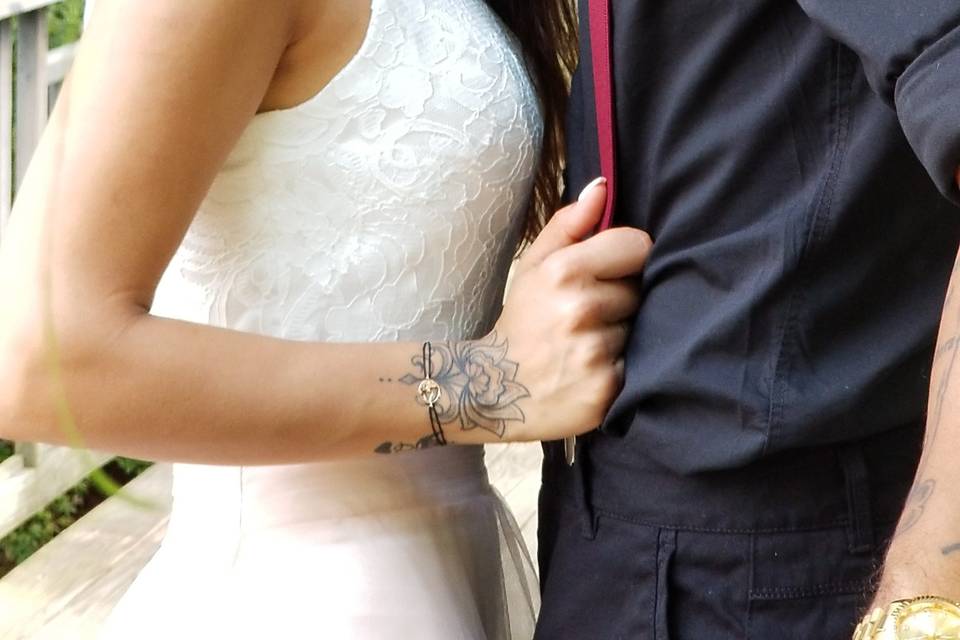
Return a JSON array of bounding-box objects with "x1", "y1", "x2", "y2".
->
[{"x1": 417, "y1": 342, "x2": 447, "y2": 446}]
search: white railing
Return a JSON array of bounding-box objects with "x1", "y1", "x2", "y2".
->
[{"x1": 0, "y1": 0, "x2": 105, "y2": 541}]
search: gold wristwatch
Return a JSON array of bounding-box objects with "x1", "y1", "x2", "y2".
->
[{"x1": 852, "y1": 595, "x2": 960, "y2": 639}]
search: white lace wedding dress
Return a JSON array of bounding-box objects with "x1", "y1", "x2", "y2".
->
[{"x1": 96, "y1": 0, "x2": 543, "y2": 637}]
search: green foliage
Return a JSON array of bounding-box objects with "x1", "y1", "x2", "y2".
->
[
  {"x1": 1, "y1": 477, "x2": 90, "y2": 567},
  {"x1": 48, "y1": 0, "x2": 86, "y2": 48},
  {"x1": 114, "y1": 456, "x2": 152, "y2": 477},
  {"x1": 0, "y1": 440, "x2": 13, "y2": 463},
  {"x1": 0, "y1": 456, "x2": 152, "y2": 577}
]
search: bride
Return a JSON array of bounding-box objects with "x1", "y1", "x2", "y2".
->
[{"x1": 0, "y1": 0, "x2": 651, "y2": 637}]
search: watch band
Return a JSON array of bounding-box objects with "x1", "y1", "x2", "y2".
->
[
  {"x1": 853, "y1": 596, "x2": 960, "y2": 640},
  {"x1": 852, "y1": 606, "x2": 888, "y2": 640}
]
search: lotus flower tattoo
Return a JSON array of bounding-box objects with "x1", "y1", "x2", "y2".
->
[{"x1": 399, "y1": 333, "x2": 530, "y2": 438}]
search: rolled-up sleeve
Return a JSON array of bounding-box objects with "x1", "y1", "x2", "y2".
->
[{"x1": 797, "y1": 1, "x2": 960, "y2": 204}]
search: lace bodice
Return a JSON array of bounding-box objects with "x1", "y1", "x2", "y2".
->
[{"x1": 151, "y1": 0, "x2": 543, "y2": 344}]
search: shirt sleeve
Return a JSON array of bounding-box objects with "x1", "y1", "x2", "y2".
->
[{"x1": 796, "y1": 1, "x2": 960, "y2": 204}]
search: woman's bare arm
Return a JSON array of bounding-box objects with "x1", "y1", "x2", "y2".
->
[{"x1": 0, "y1": 0, "x2": 651, "y2": 465}]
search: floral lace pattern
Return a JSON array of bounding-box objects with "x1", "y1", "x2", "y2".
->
[{"x1": 151, "y1": 0, "x2": 543, "y2": 346}]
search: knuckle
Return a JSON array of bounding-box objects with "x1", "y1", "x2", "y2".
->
[
  {"x1": 622, "y1": 290, "x2": 642, "y2": 313},
  {"x1": 607, "y1": 331, "x2": 627, "y2": 356},
  {"x1": 573, "y1": 296, "x2": 600, "y2": 322},
  {"x1": 560, "y1": 296, "x2": 595, "y2": 331},
  {"x1": 608, "y1": 284, "x2": 631, "y2": 304},
  {"x1": 569, "y1": 296, "x2": 600, "y2": 329},
  {"x1": 583, "y1": 334, "x2": 609, "y2": 363},
  {"x1": 543, "y1": 255, "x2": 577, "y2": 286}
]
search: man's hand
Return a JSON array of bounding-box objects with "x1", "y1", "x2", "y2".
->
[{"x1": 869, "y1": 169, "x2": 960, "y2": 607}]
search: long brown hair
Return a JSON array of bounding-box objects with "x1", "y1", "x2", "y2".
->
[{"x1": 484, "y1": 0, "x2": 579, "y2": 247}]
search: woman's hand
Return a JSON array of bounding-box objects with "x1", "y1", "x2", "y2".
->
[
  {"x1": 0, "y1": 0, "x2": 646, "y2": 462},
  {"x1": 492, "y1": 178, "x2": 652, "y2": 442}
]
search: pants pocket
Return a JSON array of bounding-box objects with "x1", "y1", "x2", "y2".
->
[
  {"x1": 747, "y1": 526, "x2": 884, "y2": 640},
  {"x1": 536, "y1": 510, "x2": 661, "y2": 640}
]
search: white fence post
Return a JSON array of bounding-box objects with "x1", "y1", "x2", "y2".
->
[
  {"x1": 0, "y1": 18, "x2": 12, "y2": 231},
  {"x1": 47, "y1": 41, "x2": 78, "y2": 107},
  {"x1": 14, "y1": 8, "x2": 48, "y2": 192}
]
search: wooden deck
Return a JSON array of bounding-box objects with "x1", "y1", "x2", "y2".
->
[
  {"x1": 0, "y1": 443, "x2": 543, "y2": 639},
  {"x1": 0, "y1": 465, "x2": 173, "y2": 640}
]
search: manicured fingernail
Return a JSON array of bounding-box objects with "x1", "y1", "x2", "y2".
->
[{"x1": 578, "y1": 176, "x2": 607, "y2": 202}]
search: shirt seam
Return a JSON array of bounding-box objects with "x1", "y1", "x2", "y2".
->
[{"x1": 764, "y1": 42, "x2": 854, "y2": 456}]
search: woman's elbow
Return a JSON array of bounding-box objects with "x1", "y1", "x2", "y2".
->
[
  {"x1": 0, "y1": 321, "x2": 50, "y2": 441},
  {"x1": 0, "y1": 310, "x2": 113, "y2": 443}
]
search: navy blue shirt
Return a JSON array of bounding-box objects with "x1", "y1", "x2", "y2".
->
[{"x1": 567, "y1": 1, "x2": 960, "y2": 474}]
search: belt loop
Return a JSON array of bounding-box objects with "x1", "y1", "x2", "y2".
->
[
  {"x1": 573, "y1": 436, "x2": 599, "y2": 540},
  {"x1": 837, "y1": 442, "x2": 875, "y2": 554},
  {"x1": 654, "y1": 528, "x2": 677, "y2": 640}
]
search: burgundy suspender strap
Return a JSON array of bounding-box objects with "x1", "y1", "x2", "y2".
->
[
  {"x1": 588, "y1": 0, "x2": 617, "y2": 232},
  {"x1": 565, "y1": 0, "x2": 618, "y2": 470}
]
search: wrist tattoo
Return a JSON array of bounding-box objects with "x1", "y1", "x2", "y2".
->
[
  {"x1": 942, "y1": 543, "x2": 960, "y2": 556},
  {"x1": 374, "y1": 435, "x2": 440, "y2": 455},
  {"x1": 374, "y1": 332, "x2": 531, "y2": 454}
]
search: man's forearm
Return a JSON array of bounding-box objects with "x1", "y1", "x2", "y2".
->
[{"x1": 873, "y1": 172, "x2": 960, "y2": 603}]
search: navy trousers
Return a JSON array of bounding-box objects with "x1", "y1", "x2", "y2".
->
[{"x1": 534, "y1": 426, "x2": 921, "y2": 639}]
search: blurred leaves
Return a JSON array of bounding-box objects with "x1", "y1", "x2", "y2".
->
[
  {"x1": 48, "y1": 0, "x2": 85, "y2": 48},
  {"x1": 0, "y1": 457, "x2": 152, "y2": 577},
  {"x1": 113, "y1": 456, "x2": 151, "y2": 477},
  {"x1": 2, "y1": 477, "x2": 90, "y2": 567}
]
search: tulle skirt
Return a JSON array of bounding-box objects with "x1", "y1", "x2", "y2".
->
[{"x1": 98, "y1": 446, "x2": 539, "y2": 639}]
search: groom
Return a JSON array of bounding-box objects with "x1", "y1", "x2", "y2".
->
[{"x1": 537, "y1": 1, "x2": 960, "y2": 638}]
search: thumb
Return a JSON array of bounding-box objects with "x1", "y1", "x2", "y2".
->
[{"x1": 521, "y1": 177, "x2": 607, "y2": 267}]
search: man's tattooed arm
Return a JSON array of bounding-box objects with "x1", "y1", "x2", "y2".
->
[
  {"x1": 895, "y1": 479, "x2": 937, "y2": 537},
  {"x1": 889, "y1": 256, "x2": 960, "y2": 536},
  {"x1": 374, "y1": 333, "x2": 531, "y2": 454},
  {"x1": 871, "y1": 249, "x2": 960, "y2": 603}
]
